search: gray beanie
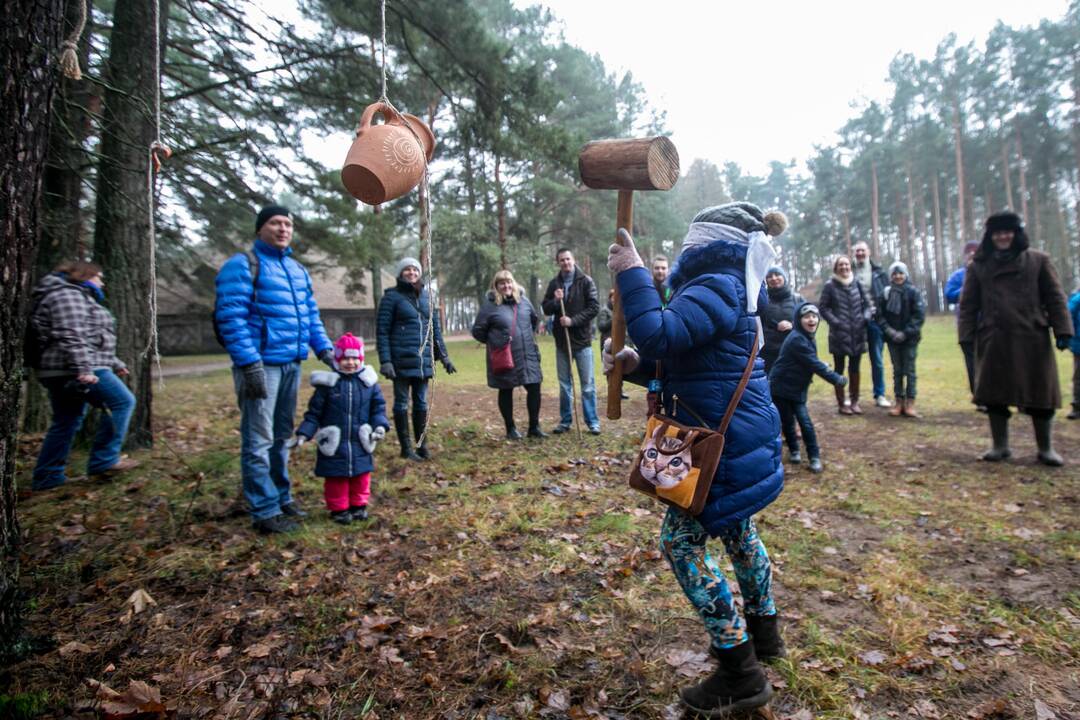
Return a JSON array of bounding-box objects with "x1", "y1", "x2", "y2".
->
[
  {"x1": 395, "y1": 257, "x2": 422, "y2": 279},
  {"x1": 888, "y1": 261, "x2": 909, "y2": 277}
]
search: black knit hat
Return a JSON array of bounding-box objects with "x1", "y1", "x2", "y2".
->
[{"x1": 256, "y1": 204, "x2": 291, "y2": 233}]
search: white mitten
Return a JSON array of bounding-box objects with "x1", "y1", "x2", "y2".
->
[
  {"x1": 372, "y1": 426, "x2": 386, "y2": 441},
  {"x1": 285, "y1": 434, "x2": 308, "y2": 449},
  {"x1": 358, "y1": 423, "x2": 374, "y2": 454},
  {"x1": 314, "y1": 425, "x2": 341, "y2": 456},
  {"x1": 607, "y1": 228, "x2": 644, "y2": 274},
  {"x1": 601, "y1": 337, "x2": 640, "y2": 375}
]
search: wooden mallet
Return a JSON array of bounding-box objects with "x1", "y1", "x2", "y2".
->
[{"x1": 578, "y1": 136, "x2": 679, "y2": 420}]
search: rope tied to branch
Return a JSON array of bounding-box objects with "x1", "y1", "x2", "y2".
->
[
  {"x1": 58, "y1": 0, "x2": 89, "y2": 80},
  {"x1": 144, "y1": 0, "x2": 169, "y2": 387}
]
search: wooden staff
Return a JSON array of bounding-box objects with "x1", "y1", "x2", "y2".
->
[
  {"x1": 578, "y1": 136, "x2": 680, "y2": 419},
  {"x1": 559, "y1": 297, "x2": 583, "y2": 441}
]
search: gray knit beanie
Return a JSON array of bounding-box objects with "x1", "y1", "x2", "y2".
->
[
  {"x1": 395, "y1": 257, "x2": 422, "y2": 279},
  {"x1": 888, "y1": 261, "x2": 909, "y2": 278}
]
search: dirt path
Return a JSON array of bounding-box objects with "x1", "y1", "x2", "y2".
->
[{"x1": 153, "y1": 359, "x2": 232, "y2": 378}]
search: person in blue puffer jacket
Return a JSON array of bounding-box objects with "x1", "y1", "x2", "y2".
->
[
  {"x1": 376, "y1": 257, "x2": 455, "y2": 461},
  {"x1": 605, "y1": 202, "x2": 786, "y2": 715},
  {"x1": 1069, "y1": 287, "x2": 1080, "y2": 420},
  {"x1": 214, "y1": 204, "x2": 334, "y2": 535}
]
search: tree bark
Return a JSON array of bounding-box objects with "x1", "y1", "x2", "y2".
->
[
  {"x1": 495, "y1": 153, "x2": 507, "y2": 269},
  {"x1": 1016, "y1": 123, "x2": 1029, "y2": 224},
  {"x1": 1, "y1": 0, "x2": 66, "y2": 657},
  {"x1": 24, "y1": 0, "x2": 95, "y2": 435},
  {"x1": 93, "y1": 0, "x2": 168, "y2": 449},
  {"x1": 1001, "y1": 133, "x2": 1014, "y2": 211},
  {"x1": 931, "y1": 174, "x2": 947, "y2": 310},
  {"x1": 952, "y1": 100, "x2": 970, "y2": 242},
  {"x1": 870, "y1": 160, "x2": 880, "y2": 258}
]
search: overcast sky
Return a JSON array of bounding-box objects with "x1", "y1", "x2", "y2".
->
[{"x1": 513, "y1": 0, "x2": 1072, "y2": 176}]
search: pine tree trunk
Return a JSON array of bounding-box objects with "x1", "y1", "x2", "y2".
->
[
  {"x1": 931, "y1": 174, "x2": 947, "y2": 309},
  {"x1": 952, "y1": 100, "x2": 969, "y2": 242},
  {"x1": 495, "y1": 153, "x2": 507, "y2": 269},
  {"x1": 23, "y1": 0, "x2": 94, "y2": 435},
  {"x1": 1016, "y1": 123, "x2": 1029, "y2": 223},
  {"x1": 93, "y1": 0, "x2": 168, "y2": 449},
  {"x1": 870, "y1": 160, "x2": 880, "y2": 258},
  {"x1": 904, "y1": 167, "x2": 918, "y2": 267},
  {"x1": 946, "y1": 189, "x2": 958, "y2": 269},
  {"x1": 1, "y1": 0, "x2": 66, "y2": 657},
  {"x1": 843, "y1": 209, "x2": 851, "y2": 256},
  {"x1": 917, "y1": 183, "x2": 936, "y2": 312},
  {"x1": 1001, "y1": 134, "x2": 1014, "y2": 211},
  {"x1": 370, "y1": 204, "x2": 382, "y2": 302}
]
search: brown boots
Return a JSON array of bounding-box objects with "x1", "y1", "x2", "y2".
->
[
  {"x1": 835, "y1": 385, "x2": 853, "y2": 415},
  {"x1": 889, "y1": 398, "x2": 905, "y2": 416},
  {"x1": 888, "y1": 398, "x2": 919, "y2": 417},
  {"x1": 848, "y1": 371, "x2": 863, "y2": 414}
]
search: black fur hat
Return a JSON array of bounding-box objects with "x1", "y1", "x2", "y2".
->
[{"x1": 976, "y1": 210, "x2": 1028, "y2": 260}]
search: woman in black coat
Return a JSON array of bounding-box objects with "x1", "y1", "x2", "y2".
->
[
  {"x1": 471, "y1": 269, "x2": 546, "y2": 439},
  {"x1": 761, "y1": 266, "x2": 804, "y2": 373},
  {"x1": 817, "y1": 255, "x2": 873, "y2": 415}
]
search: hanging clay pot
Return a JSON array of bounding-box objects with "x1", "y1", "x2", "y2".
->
[{"x1": 341, "y1": 102, "x2": 436, "y2": 205}]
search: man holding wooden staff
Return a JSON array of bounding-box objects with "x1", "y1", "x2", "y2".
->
[{"x1": 542, "y1": 248, "x2": 601, "y2": 435}]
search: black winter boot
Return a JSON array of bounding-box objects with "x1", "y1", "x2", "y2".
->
[
  {"x1": 413, "y1": 409, "x2": 431, "y2": 460},
  {"x1": 680, "y1": 640, "x2": 772, "y2": 716},
  {"x1": 982, "y1": 412, "x2": 1011, "y2": 462},
  {"x1": 745, "y1": 615, "x2": 787, "y2": 661},
  {"x1": 1032, "y1": 415, "x2": 1064, "y2": 466},
  {"x1": 394, "y1": 413, "x2": 422, "y2": 461}
]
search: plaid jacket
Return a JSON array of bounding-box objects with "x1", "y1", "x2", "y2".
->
[{"x1": 31, "y1": 273, "x2": 126, "y2": 376}]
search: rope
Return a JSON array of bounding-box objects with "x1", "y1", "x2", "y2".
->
[
  {"x1": 378, "y1": 0, "x2": 389, "y2": 103},
  {"x1": 144, "y1": 0, "x2": 169, "y2": 388},
  {"x1": 59, "y1": 0, "x2": 89, "y2": 80}
]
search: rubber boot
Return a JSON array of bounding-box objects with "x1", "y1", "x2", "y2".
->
[
  {"x1": 902, "y1": 398, "x2": 919, "y2": 418},
  {"x1": 1032, "y1": 415, "x2": 1063, "y2": 466},
  {"x1": 848, "y1": 371, "x2": 863, "y2": 414},
  {"x1": 394, "y1": 413, "x2": 422, "y2": 461},
  {"x1": 835, "y1": 384, "x2": 852, "y2": 415},
  {"x1": 981, "y1": 413, "x2": 1011, "y2": 462},
  {"x1": 745, "y1": 615, "x2": 787, "y2": 661},
  {"x1": 680, "y1": 640, "x2": 772, "y2": 715},
  {"x1": 413, "y1": 408, "x2": 431, "y2": 460},
  {"x1": 889, "y1": 397, "x2": 905, "y2": 417}
]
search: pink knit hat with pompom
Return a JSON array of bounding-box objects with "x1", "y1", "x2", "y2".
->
[{"x1": 334, "y1": 333, "x2": 364, "y2": 362}]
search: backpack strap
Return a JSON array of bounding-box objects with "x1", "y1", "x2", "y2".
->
[{"x1": 717, "y1": 325, "x2": 762, "y2": 436}]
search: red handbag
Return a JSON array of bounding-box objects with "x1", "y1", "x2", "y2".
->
[{"x1": 489, "y1": 303, "x2": 518, "y2": 374}]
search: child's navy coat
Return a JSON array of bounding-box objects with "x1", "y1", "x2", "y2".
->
[
  {"x1": 297, "y1": 366, "x2": 389, "y2": 477},
  {"x1": 768, "y1": 302, "x2": 845, "y2": 403}
]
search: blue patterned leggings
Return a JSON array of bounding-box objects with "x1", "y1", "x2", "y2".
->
[{"x1": 660, "y1": 507, "x2": 776, "y2": 649}]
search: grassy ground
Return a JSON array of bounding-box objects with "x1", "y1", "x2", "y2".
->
[{"x1": 6, "y1": 316, "x2": 1079, "y2": 719}]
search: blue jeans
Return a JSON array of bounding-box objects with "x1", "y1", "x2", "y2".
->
[
  {"x1": 32, "y1": 369, "x2": 136, "y2": 490},
  {"x1": 867, "y1": 321, "x2": 886, "y2": 398},
  {"x1": 774, "y1": 397, "x2": 819, "y2": 458},
  {"x1": 233, "y1": 362, "x2": 300, "y2": 520},
  {"x1": 887, "y1": 341, "x2": 918, "y2": 398},
  {"x1": 392, "y1": 377, "x2": 429, "y2": 415},
  {"x1": 556, "y1": 343, "x2": 599, "y2": 429}
]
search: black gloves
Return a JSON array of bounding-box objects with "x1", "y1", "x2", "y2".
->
[
  {"x1": 319, "y1": 349, "x2": 336, "y2": 368},
  {"x1": 381, "y1": 363, "x2": 396, "y2": 380},
  {"x1": 240, "y1": 361, "x2": 268, "y2": 400},
  {"x1": 441, "y1": 358, "x2": 457, "y2": 374}
]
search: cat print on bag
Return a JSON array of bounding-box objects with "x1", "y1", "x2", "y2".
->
[{"x1": 639, "y1": 426, "x2": 693, "y2": 490}]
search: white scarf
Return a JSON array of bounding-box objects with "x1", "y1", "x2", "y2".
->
[{"x1": 680, "y1": 222, "x2": 777, "y2": 314}]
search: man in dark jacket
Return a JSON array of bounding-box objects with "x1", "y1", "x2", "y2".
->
[
  {"x1": 215, "y1": 204, "x2": 335, "y2": 534},
  {"x1": 542, "y1": 248, "x2": 601, "y2": 434},
  {"x1": 852, "y1": 241, "x2": 891, "y2": 408}
]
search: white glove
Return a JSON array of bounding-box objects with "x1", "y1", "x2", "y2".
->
[
  {"x1": 607, "y1": 228, "x2": 644, "y2": 274},
  {"x1": 602, "y1": 337, "x2": 640, "y2": 375},
  {"x1": 372, "y1": 426, "x2": 386, "y2": 441},
  {"x1": 286, "y1": 435, "x2": 308, "y2": 449},
  {"x1": 358, "y1": 423, "x2": 374, "y2": 454}
]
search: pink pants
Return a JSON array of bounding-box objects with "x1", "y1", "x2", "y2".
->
[{"x1": 323, "y1": 473, "x2": 371, "y2": 512}]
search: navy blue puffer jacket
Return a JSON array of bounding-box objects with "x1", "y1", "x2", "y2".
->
[
  {"x1": 769, "y1": 302, "x2": 845, "y2": 403},
  {"x1": 376, "y1": 280, "x2": 448, "y2": 378},
  {"x1": 618, "y1": 239, "x2": 783, "y2": 535},
  {"x1": 296, "y1": 367, "x2": 389, "y2": 477},
  {"x1": 214, "y1": 239, "x2": 333, "y2": 367}
]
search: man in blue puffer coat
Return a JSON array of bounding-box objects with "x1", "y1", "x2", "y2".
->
[
  {"x1": 606, "y1": 202, "x2": 786, "y2": 715},
  {"x1": 215, "y1": 204, "x2": 334, "y2": 534}
]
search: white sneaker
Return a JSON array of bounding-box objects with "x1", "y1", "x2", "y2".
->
[{"x1": 875, "y1": 396, "x2": 892, "y2": 408}]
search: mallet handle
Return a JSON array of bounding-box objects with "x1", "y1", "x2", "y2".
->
[{"x1": 607, "y1": 189, "x2": 633, "y2": 420}]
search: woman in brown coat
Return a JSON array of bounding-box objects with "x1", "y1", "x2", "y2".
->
[{"x1": 958, "y1": 211, "x2": 1074, "y2": 466}]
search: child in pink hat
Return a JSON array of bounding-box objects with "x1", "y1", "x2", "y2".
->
[{"x1": 290, "y1": 333, "x2": 389, "y2": 523}]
